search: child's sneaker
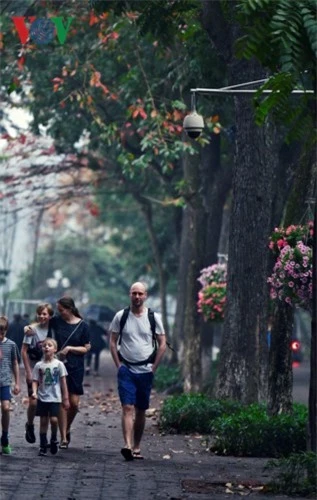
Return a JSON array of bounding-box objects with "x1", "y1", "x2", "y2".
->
[
  {"x1": 2, "y1": 444, "x2": 12, "y2": 455},
  {"x1": 38, "y1": 446, "x2": 47, "y2": 456},
  {"x1": 25, "y1": 423, "x2": 36, "y2": 443},
  {"x1": 50, "y1": 439, "x2": 59, "y2": 455}
]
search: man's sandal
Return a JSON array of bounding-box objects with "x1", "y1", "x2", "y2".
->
[
  {"x1": 132, "y1": 451, "x2": 144, "y2": 460},
  {"x1": 59, "y1": 441, "x2": 69, "y2": 449}
]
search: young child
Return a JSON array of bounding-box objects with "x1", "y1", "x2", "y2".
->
[
  {"x1": 32, "y1": 338, "x2": 69, "y2": 456},
  {"x1": 21, "y1": 303, "x2": 54, "y2": 444},
  {"x1": 0, "y1": 315, "x2": 21, "y2": 455}
]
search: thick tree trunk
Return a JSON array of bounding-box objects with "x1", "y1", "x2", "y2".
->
[
  {"x1": 215, "y1": 88, "x2": 278, "y2": 403},
  {"x1": 202, "y1": 2, "x2": 279, "y2": 403}
]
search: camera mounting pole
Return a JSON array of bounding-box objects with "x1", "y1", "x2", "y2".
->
[
  {"x1": 191, "y1": 78, "x2": 314, "y2": 95},
  {"x1": 183, "y1": 79, "x2": 314, "y2": 138}
]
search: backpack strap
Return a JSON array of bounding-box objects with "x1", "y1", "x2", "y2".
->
[
  {"x1": 118, "y1": 306, "x2": 174, "y2": 353},
  {"x1": 118, "y1": 307, "x2": 130, "y2": 346},
  {"x1": 147, "y1": 308, "x2": 156, "y2": 347},
  {"x1": 117, "y1": 306, "x2": 158, "y2": 366}
]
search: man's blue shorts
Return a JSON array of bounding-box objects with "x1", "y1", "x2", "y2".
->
[
  {"x1": 117, "y1": 365, "x2": 154, "y2": 410},
  {"x1": 0, "y1": 386, "x2": 11, "y2": 401}
]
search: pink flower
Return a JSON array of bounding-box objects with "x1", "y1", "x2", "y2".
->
[{"x1": 277, "y1": 239, "x2": 285, "y2": 248}]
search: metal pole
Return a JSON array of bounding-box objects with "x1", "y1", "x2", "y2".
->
[{"x1": 190, "y1": 88, "x2": 315, "y2": 95}]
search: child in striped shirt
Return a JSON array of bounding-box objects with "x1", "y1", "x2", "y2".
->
[{"x1": 0, "y1": 315, "x2": 20, "y2": 455}]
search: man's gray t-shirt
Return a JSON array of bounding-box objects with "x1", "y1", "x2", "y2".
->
[
  {"x1": 32, "y1": 358, "x2": 68, "y2": 402},
  {"x1": 110, "y1": 308, "x2": 165, "y2": 374}
]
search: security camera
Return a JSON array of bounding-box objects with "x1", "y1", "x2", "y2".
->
[{"x1": 183, "y1": 111, "x2": 204, "y2": 139}]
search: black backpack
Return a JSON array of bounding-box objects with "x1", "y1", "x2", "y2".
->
[{"x1": 117, "y1": 307, "x2": 157, "y2": 366}]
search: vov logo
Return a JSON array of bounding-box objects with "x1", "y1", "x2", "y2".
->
[{"x1": 12, "y1": 17, "x2": 73, "y2": 45}]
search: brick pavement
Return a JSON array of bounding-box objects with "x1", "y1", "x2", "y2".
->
[{"x1": 0, "y1": 352, "x2": 307, "y2": 500}]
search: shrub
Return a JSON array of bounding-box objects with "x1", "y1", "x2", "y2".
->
[
  {"x1": 210, "y1": 403, "x2": 308, "y2": 457},
  {"x1": 266, "y1": 452, "x2": 317, "y2": 496},
  {"x1": 159, "y1": 394, "x2": 242, "y2": 434},
  {"x1": 153, "y1": 364, "x2": 182, "y2": 392}
]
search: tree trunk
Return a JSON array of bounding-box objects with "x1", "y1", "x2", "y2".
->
[
  {"x1": 134, "y1": 194, "x2": 169, "y2": 336},
  {"x1": 173, "y1": 208, "x2": 190, "y2": 364},
  {"x1": 308, "y1": 198, "x2": 316, "y2": 452},
  {"x1": 200, "y1": 133, "x2": 233, "y2": 383},
  {"x1": 214, "y1": 82, "x2": 279, "y2": 403},
  {"x1": 29, "y1": 208, "x2": 44, "y2": 299},
  {"x1": 267, "y1": 304, "x2": 294, "y2": 415},
  {"x1": 181, "y1": 152, "x2": 206, "y2": 392},
  {"x1": 267, "y1": 150, "x2": 316, "y2": 416},
  {"x1": 202, "y1": 2, "x2": 281, "y2": 403}
]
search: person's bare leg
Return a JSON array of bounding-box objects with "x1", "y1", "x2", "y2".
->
[
  {"x1": 50, "y1": 416, "x2": 58, "y2": 438},
  {"x1": 39, "y1": 415, "x2": 49, "y2": 434},
  {"x1": 27, "y1": 398, "x2": 37, "y2": 424},
  {"x1": 1, "y1": 401, "x2": 10, "y2": 433},
  {"x1": 66, "y1": 393, "x2": 80, "y2": 436},
  {"x1": 121, "y1": 404, "x2": 134, "y2": 449},
  {"x1": 58, "y1": 405, "x2": 67, "y2": 443},
  {"x1": 133, "y1": 407, "x2": 146, "y2": 453}
]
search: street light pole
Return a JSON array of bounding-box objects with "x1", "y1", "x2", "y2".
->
[{"x1": 46, "y1": 269, "x2": 71, "y2": 301}]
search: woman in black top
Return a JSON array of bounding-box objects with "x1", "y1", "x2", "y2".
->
[{"x1": 50, "y1": 296, "x2": 90, "y2": 449}]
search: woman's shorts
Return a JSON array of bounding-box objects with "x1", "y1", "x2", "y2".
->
[
  {"x1": 117, "y1": 365, "x2": 154, "y2": 410},
  {"x1": 36, "y1": 400, "x2": 61, "y2": 417}
]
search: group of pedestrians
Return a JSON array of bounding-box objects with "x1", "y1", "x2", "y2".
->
[{"x1": 0, "y1": 282, "x2": 166, "y2": 461}]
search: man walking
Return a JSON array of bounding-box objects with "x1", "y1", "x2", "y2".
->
[{"x1": 109, "y1": 282, "x2": 166, "y2": 460}]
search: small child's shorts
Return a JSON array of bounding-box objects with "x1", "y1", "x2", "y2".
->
[
  {"x1": 36, "y1": 400, "x2": 61, "y2": 417},
  {"x1": 0, "y1": 386, "x2": 11, "y2": 401}
]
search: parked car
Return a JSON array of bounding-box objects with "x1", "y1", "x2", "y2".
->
[{"x1": 291, "y1": 338, "x2": 303, "y2": 363}]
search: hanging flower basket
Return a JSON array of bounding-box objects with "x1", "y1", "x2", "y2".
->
[
  {"x1": 268, "y1": 221, "x2": 314, "y2": 255},
  {"x1": 197, "y1": 264, "x2": 227, "y2": 322},
  {"x1": 267, "y1": 222, "x2": 313, "y2": 313}
]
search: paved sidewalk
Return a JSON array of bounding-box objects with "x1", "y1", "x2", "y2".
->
[{"x1": 0, "y1": 352, "x2": 307, "y2": 499}]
